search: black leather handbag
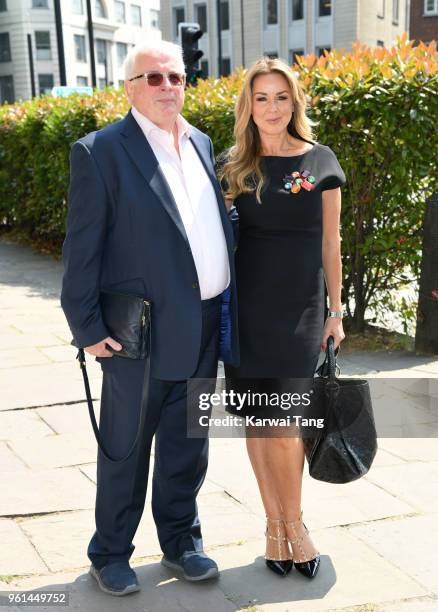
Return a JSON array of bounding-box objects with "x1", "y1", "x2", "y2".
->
[
  {"x1": 302, "y1": 336, "x2": 377, "y2": 483},
  {"x1": 76, "y1": 290, "x2": 152, "y2": 464}
]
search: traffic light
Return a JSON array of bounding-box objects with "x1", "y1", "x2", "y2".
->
[{"x1": 179, "y1": 23, "x2": 204, "y2": 86}]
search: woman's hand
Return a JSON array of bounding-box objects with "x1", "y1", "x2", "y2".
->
[{"x1": 321, "y1": 317, "x2": 345, "y2": 352}]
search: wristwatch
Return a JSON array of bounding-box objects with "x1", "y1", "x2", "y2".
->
[{"x1": 327, "y1": 310, "x2": 343, "y2": 318}]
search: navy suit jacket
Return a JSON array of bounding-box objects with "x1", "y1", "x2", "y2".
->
[{"x1": 61, "y1": 110, "x2": 239, "y2": 380}]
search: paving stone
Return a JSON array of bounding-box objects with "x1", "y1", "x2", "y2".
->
[
  {"x1": 0, "y1": 442, "x2": 28, "y2": 471},
  {"x1": 365, "y1": 462, "x2": 438, "y2": 513},
  {"x1": 380, "y1": 596, "x2": 438, "y2": 611},
  {"x1": 0, "y1": 410, "x2": 53, "y2": 440},
  {"x1": 0, "y1": 361, "x2": 102, "y2": 411},
  {"x1": 0, "y1": 468, "x2": 95, "y2": 516},
  {"x1": 0, "y1": 347, "x2": 51, "y2": 369},
  {"x1": 9, "y1": 431, "x2": 97, "y2": 470},
  {"x1": 38, "y1": 346, "x2": 78, "y2": 363},
  {"x1": 36, "y1": 403, "x2": 97, "y2": 435},
  {"x1": 377, "y1": 438, "x2": 438, "y2": 463},
  {"x1": 0, "y1": 333, "x2": 66, "y2": 350},
  {"x1": 0, "y1": 518, "x2": 47, "y2": 575},
  {"x1": 348, "y1": 513, "x2": 438, "y2": 594}
]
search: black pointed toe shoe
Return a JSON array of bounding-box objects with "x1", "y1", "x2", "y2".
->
[
  {"x1": 285, "y1": 511, "x2": 321, "y2": 579},
  {"x1": 265, "y1": 518, "x2": 293, "y2": 577}
]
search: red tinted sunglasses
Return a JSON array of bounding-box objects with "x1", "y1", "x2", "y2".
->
[{"x1": 128, "y1": 71, "x2": 186, "y2": 87}]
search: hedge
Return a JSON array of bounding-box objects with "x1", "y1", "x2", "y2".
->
[{"x1": 0, "y1": 34, "x2": 437, "y2": 331}]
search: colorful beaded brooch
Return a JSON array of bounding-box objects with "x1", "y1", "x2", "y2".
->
[{"x1": 283, "y1": 169, "x2": 316, "y2": 194}]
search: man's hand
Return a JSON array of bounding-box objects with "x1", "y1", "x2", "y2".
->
[{"x1": 85, "y1": 336, "x2": 122, "y2": 357}]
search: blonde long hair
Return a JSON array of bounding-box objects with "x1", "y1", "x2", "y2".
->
[{"x1": 221, "y1": 57, "x2": 316, "y2": 203}]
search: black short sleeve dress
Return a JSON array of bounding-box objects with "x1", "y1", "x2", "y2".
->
[{"x1": 223, "y1": 143, "x2": 346, "y2": 415}]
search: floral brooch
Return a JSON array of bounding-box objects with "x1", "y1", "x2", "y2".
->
[{"x1": 283, "y1": 169, "x2": 316, "y2": 194}]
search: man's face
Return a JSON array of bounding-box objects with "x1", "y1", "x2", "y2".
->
[{"x1": 124, "y1": 50, "x2": 185, "y2": 130}]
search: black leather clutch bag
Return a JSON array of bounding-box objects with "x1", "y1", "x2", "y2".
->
[
  {"x1": 302, "y1": 336, "x2": 378, "y2": 484},
  {"x1": 99, "y1": 290, "x2": 151, "y2": 359}
]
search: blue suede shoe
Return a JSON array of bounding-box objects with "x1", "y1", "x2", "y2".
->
[
  {"x1": 89, "y1": 561, "x2": 140, "y2": 596},
  {"x1": 161, "y1": 551, "x2": 219, "y2": 581}
]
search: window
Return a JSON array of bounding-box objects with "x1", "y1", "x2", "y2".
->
[
  {"x1": 221, "y1": 57, "x2": 230, "y2": 75},
  {"x1": 131, "y1": 4, "x2": 142, "y2": 26},
  {"x1": 77, "y1": 75, "x2": 88, "y2": 86},
  {"x1": 0, "y1": 0, "x2": 7, "y2": 12},
  {"x1": 98, "y1": 78, "x2": 107, "y2": 88},
  {"x1": 425, "y1": 0, "x2": 438, "y2": 14},
  {"x1": 266, "y1": 0, "x2": 278, "y2": 25},
  {"x1": 377, "y1": 40, "x2": 384, "y2": 47},
  {"x1": 38, "y1": 73, "x2": 53, "y2": 95},
  {"x1": 200, "y1": 59, "x2": 208, "y2": 76},
  {"x1": 95, "y1": 0, "x2": 106, "y2": 18},
  {"x1": 33, "y1": 0, "x2": 48, "y2": 7},
  {"x1": 220, "y1": 1, "x2": 229, "y2": 30},
  {"x1": 291, "y1": 0, "x2": 303, "y2": 20},
  {"x1": 150, "y1": 9, "x2": 159, "y2": 29},
  {"x1": 392, "y1": 0, "x2": 399, "y2": 23},
  {"x1": 316, "y1": 46, "x2": 331, "y2": 56},
  {"x1": 0, "y1": 75, "x2": 14, "y2": 103},
  {"x1": 118, "y1": 79, "x2": 124, "y2": 87},
  {"x1": 173, "y1": 7, "x2": 185, "y2": 38},
  {"x1": 35, "y1": 31, "x2": 51, "y2": 60},
  {"x1": 95, "y1": 38, "x2": 107, "y2": 64},
  {"x1": 319, "y1": 0, "x2": 331, "y2": 17},
  {"x1": 289, "y1": 48, "x2": 304, "y2": 64},
  {"x1": 115, "y1": 1, "x2": 126, "y2": 23},
  {"x1": 195, "y1": 4, "x2": 207, "y2": 32},
  {"x1": 116, "y1": 42, "x2": 127, "y2": 66},
  {"x1": 74, "y1": 34, "x2": 87, "y2": 61},
  {"x1": 72, "y1": 0, "x2": 83, "y2": 14},
  {"x1": 377, "y1": 0, "x2": 385, "y2": 18},
  {"x1": 0, "y1": 32, "x2": 11, "y2": 62}
]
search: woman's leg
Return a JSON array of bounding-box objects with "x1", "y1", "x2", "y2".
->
[
  {"x1": 246, "y1": 435, "x2": 283, "y2": 518},
  {"x1": 264, "y1": 435, "x2": 319, "y2": 560}
]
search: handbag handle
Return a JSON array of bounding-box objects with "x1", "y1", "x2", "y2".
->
[{"x1": 315, "y1": 335, "x2": 340, "y2": 380}]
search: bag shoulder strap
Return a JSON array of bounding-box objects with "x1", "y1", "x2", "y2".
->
[{"x1": 76, "y1": 330, "x2": 151, "y2": 464}]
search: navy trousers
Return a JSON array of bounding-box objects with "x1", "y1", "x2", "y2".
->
[{"x1": 87, "y1": 295, "x2": 221, "y2": 568}]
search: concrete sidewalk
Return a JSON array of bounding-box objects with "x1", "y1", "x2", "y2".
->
[{"x1": 0, "y1": 236, "x2": 438, "y2": 612}]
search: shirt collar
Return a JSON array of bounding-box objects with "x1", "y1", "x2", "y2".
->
[{"x1": 131, "y1": 106, "x2": 192, "y2": 141}]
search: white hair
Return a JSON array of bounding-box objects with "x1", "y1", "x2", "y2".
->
[{"x1": 123, "y1": 40, "x2": 185, "y2": 80}]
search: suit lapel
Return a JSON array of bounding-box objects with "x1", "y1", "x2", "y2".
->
[
  {"x1": 119, "y1": 110, "x2": 234, "y2": 260},
  {"x1": 119, "y1": 111, "x2": 190, "y2": 247}
]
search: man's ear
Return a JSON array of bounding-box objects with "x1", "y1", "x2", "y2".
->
[{"x1": 124, "y1": 80, "x2": 132, "y2": 104}]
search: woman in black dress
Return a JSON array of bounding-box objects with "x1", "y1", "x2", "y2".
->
[{"x1": 219, "y1": 57, "x2": 346, "y2": 579}]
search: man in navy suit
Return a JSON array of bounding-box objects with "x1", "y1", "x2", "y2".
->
[{"x1": 61, "y1": 39, "x2": 238, "y2": 596}]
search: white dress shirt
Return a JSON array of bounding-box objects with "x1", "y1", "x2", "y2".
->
[{"x1": 131, "y1": 106, "x2": 230, "y2": 300}]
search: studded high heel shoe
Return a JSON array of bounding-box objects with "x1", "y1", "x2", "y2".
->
[
  {"x1": 284, "y1": 511, "x2": 320, "y2": 578},
  {"x1": 265, "y1": 518, "x2": 293, "y2": 576}
]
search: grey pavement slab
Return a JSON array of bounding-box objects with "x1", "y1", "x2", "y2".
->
[
  {"x1": 36, "y1": 402, "x2": 99, "y2": 435},
  {"x1": 0, "y1": 409, "x2": 54, "y2": 440},
  {"x1": 377, "y1": 438, "x2": 438, "y2": 463},
  {"x1": 380, "y1": 596, "x2": 438, "y2": 611},
  {"x1": 0, "y1": 441, "x2": 28, "y2": 471},
  {"x1": 9, "y1": 430, "x2": 97, "y2": 470},
  {"x1": 365, "y1": 461, "x2": 438, "y2": 513},
  {"x1": 348, "y1": 513, "x2": 438, "y2": 595},
  {"x1": 0, "y1": 361, "x2": 102, "y2": 410},
  {"x1": 0, "y1": 518, "x2": 47, "y2": 575},
  {"x1": 0, "y1": 468, "x2": 95, "y2": 516}
]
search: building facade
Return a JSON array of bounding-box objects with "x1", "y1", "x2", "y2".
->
[
  {"x1": 0, "y1": 0, "x2": 160, "y2": 104},
  {"x1": 409, "y1": 0, "x2": 438, "y2": 44},
  {"x1": 160, "y1": 0, "x2": 411, "y2": 77}
]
